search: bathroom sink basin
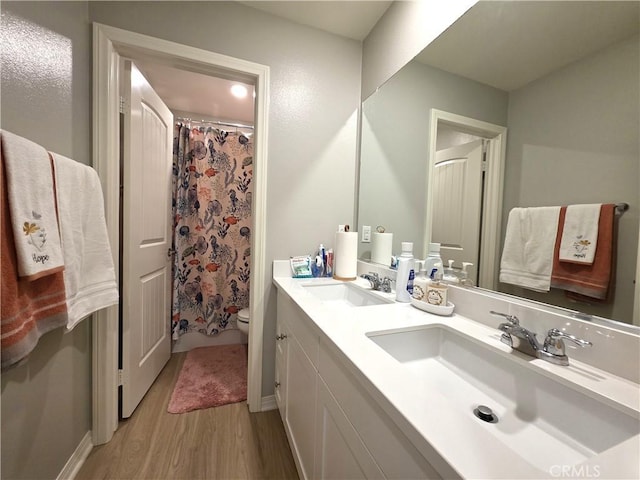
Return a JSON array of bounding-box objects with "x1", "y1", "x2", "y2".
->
[
  {"x1": 366, "y1": 325, "x2": 639, "y2": 471},
  {"x1": 302, "y1": 282, "x2": 392, "y2": 307}
]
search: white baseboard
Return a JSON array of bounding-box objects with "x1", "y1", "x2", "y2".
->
[
  {"x1": 172, "y1": 329, "x2": 245, "y2": 353},
  {"x1": 57, "y1": 431, "x2": 93, "y2": 480},
  {"x1": 261, "y1": 394, "x2": 277, "y2": 411}
]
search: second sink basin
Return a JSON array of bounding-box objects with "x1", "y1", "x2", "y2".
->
[
  {"x1": 366, "y1": 325, "x2": 639, "y2": 472},
  {"x1": 303, "y1": 282, "x2": 392, "y2": 307}
]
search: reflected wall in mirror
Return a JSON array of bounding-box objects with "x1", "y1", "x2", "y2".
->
[{"x1": 357, "y1": 1, "x2": 639, "y2": 325}]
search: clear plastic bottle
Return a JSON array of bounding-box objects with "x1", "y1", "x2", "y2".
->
[
  {"x1": 424, "y1": 243, "x2": 443, "y2": 281},
  {"x1": 395, "y1": 242, "x2": 415, "y2": 303},
  {"x1": 460, "y1": 262, "x2": 474, "y2": 287},
  {"x1": 443, "y1": 259, "x2": 460, "y2": 284}
]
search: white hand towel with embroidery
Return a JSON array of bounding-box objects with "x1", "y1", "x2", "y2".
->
[
  {"x1": 500, "y1": 206, "x2": 561, "y2": 292},
  {"x1": 0, "y1": 130, "x2": 65, "y2": 279},
  {"x1": 558, "y1": 204, "x2": 601, "y2": 265},
  {"x1": 51, "y1": 152, "x2": 119, "y2": 330}
]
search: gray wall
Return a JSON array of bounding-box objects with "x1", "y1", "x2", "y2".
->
[
  {"x1": 501, "y1": 34, "x2": 640, "y2": 322},
  {"x1": 2, "y1": 2, "x2": 362, "y2": 477},
  {"x1": 361, "y1": 0, "x2": 476, "y2": 100},
  {"x1": 88, "y1": 0, "x2": 362, "y2": 403},
  {"x1": 1, "y1": 2, "x2": 93, "y2": 479},
  {"x1": 359, "y1": 60, "x2": 508, "y2": 258}
]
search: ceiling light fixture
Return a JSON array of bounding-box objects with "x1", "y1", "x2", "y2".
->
[{"x1": 230, "y1": 84, "x2": 248, "y2": 99}]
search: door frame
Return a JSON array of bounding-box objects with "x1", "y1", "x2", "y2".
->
[
  {"x1": 425, "y1": 109, "x2": 507, "y2": 290},
  {"x1": 92, "y1": 23, "x2": 270, "y2": 445}
]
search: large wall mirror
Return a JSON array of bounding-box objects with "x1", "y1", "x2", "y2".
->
[{"x1": 357, "y1": 1, "x2": 639, "y2": 326}]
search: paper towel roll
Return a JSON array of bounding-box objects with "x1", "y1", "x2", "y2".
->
[
  {"x1": 371, "y1": 232, "x2": 393, "y2": 266},
  {"x1": 334, "y1": 232, "x2": 358, "y2": 280}
]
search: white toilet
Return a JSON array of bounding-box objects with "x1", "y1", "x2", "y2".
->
[{"x1": 237, "y1": 308, "x2": 250, "y2": 338}]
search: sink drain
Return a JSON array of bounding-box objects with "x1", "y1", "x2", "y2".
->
[{"x1": 473, "y1": 405, "x2": 498, "y2": 423}]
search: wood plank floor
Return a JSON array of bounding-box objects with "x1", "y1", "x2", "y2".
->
[{"x1": 77, "y1": 352, "x2": 299, "y2": 480}]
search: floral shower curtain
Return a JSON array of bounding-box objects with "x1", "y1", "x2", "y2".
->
[{"x1": 171, "y1": 124, "x2": 253, "y2": 339}]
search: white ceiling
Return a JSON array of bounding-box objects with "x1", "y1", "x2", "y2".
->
[
  {"x1": 135, "y1": 1, "x2": 639, "y2": 121},
  {"x1": 239, "y1": 1, "x2": 392, "y2": 41},
  {"x1": 136, "y1": 61, "x2": 256, "y2": 124},
  {"x1": 415, "y1": 1, "x2": 640, "y2": 91}
]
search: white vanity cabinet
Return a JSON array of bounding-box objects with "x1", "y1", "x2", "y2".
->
[
  {"x1": 274, "y1": 305, "x2": 288, "y2": 417},
  {"x1": 314, "y1": 376, "x2": 385, "y2": 479},
  {"x1": 275, "y1": 290, "x2": 441, "y2": 480},
  {"x1": 276, "y1": 291, "x2": 319, "y2": 480}
]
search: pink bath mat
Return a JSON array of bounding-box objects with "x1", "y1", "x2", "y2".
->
[{"x1": 167, "y1": 344, "x2": 247, "y2": 414}]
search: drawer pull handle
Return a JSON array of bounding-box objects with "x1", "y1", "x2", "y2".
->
[
  {"x1": 275, "y1": 381, "x2": 280, "y2": 388},
  {"x1": 276, "y1": 334, "x2": 288, "y2": 340}
]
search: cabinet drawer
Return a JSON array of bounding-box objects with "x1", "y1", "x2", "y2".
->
[{"x1": 319, "y1": 341, "x2": 441, "y2": 480}]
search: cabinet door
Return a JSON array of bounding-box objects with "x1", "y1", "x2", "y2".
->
[
  {"x1": 319, "y1": 342, "x2": 441, "y2": 479},
  {"x1": 286, "y1": 336, "x2": 317, "y2": 480},
  {"x1": 274, "y1": 315, "x2": 288, "y2": 419},
  {"x1": 315, "y1": 378, "x2": 385, "y2": 480}
]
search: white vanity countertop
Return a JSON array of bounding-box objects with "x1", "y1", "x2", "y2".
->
[{"x1": 273, "y1": 273, "x2": 640, "y2": 480}]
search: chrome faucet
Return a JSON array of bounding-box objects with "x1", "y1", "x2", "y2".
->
[
  {"x1": 360, "y1": 272, "x2": 392, "y2": 293},
  {"x1": 492, "y1": 311, "x2": 541, "y2": 358},
  {"x1": 541, "y1": 328, "x2": 593, "y2": 365},
  {"x1": 490, "y1": 311, "x2": 592, "y2": 366}
]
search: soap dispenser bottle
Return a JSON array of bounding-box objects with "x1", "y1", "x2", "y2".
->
[
  {"x1": 443, "y1": 259, "x2": 460, "y2": 284},
  {"x1": 395, "y1": 242, "x2": 415, "y2": 303},
  {"x1": 426, "y1": 262, "x2": 448, "y2": 306},
  {"x1": 460, "y1": 262, "x2": 474, "y2": 287},
  {"x1": 412, "y1": 260, "x2": 430, "y2": 302}
]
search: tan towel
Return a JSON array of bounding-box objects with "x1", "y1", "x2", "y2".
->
[
  {"x1": 0, "y1": 130, "x2": 64, "y2": 279},
  {"x1": 1, "y1": 149, "x2": 68, "y2": 370},
  {"x1": 558, "y1": 204, "x2": 601, "y2": 265},
  {"x1": 550, "y1": 204, "x2": 615, "y2": 301}
]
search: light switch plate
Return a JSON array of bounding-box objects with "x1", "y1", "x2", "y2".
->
[{"x1": 362, "y1": 225, "x2": 371, "y2": 243}]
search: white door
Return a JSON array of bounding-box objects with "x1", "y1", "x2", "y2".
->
[
  {"x1": 431, "y1": 139, "x2": 483, "y2": 283},
  {"x1": 120, "y1": 60, "x2": 173, "y2": 418}
]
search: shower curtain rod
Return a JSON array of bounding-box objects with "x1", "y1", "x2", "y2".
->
[{"x1": 175, "y1": 116, "x2": 254, "y2": 130}]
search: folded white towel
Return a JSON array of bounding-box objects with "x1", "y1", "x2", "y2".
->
[
  {"x1": 1, "y1": 130, "x2": 65, "y2": 279},
  {"x1": 500, "y1": 206, "x2": 561, "y2": 292},
  {"x1": 51, "y1": 152, "x2": 119, "y2": 330},
  {"x1": 558, "y1": 204, "x2": 601, "y2": 265}
]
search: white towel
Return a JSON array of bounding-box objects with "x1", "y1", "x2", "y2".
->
[
  {"x1": 500, "y1": 206, "x2": 561, "y2": 292},
  {"x1": 51, "y1": 152, "x2": 119, "y2": 330},
  {"x1": 558, "y1": 204, "x2": 601, "y2": 265},
  {"x1": 0, "y1": 130, "x2": 65, "y2": 279}
]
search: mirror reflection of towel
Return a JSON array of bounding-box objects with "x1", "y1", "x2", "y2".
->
[
  {"x1": 551, "y1": 204, "x2": 615, "y2": 301},
  {"x1": 500, "y1": 206, "x2": 561, "y2": 292},
  {"x1": 558, "y1": 204, "x2": 601, "y2": 265}
]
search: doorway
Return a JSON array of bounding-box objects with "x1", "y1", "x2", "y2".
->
[
  {"x1": 93, "y1": 23, "x2": 270, "y2": 445},
  {"x1": 425, "y1": 109, "x2": 507, "y2": 290}
]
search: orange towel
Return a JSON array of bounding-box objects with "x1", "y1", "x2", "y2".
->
[
  {"x1": 1, "y1": 147, "x2": 68, "y2": 370},
  {"x1": 550, "y1": 204, "x2": 615, "y2": 301}
]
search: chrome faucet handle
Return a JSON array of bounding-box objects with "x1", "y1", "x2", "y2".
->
[
  {"x1": 490, "y1": 311, "x2": 520, "y2": 325},
  {"x1": 379, "y1": 276, "x2": 392, "y2": 293},
  {"x1": 543, "y1": 328, "x2": 592, "y2": 356},
  {"x1": 360, "y1": 272, "x2": 381, "y2": 289}
]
